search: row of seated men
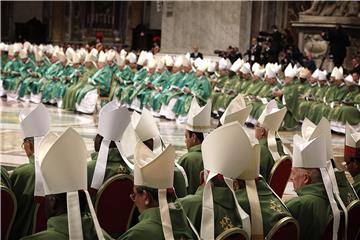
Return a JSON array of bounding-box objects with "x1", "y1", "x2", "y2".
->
[
  {"x1": 2, "y1": 95, "x2": 360, "y2": 240},
  {"x1": 0, "y1": 42, "x2": 212, "y2": 121},
  {"x1": 1, "y1": 42, "x2": 358, "y2": 134}
]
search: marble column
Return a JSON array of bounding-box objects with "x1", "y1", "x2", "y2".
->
[{"x1": 51, "y1": 1, "x2": 65, "y2": 44}]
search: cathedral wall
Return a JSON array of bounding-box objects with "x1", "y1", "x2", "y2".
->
[{"x1": 161, "y1": 1, "x2": 249, "y2": 55}]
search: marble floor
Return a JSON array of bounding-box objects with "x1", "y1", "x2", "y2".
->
[{"x1": 0, "y1": 99, "x2": 352, "y2": 199}]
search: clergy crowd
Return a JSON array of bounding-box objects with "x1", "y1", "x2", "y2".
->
[
  {"x1": 1, "y1": 41, "x2": 360, "y2": 240},
  {"x1": 1, "y1": 42, "x2": 359, "y2": 134}
]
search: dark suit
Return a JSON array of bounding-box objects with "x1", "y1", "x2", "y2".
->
[{"x1": 190, "y1": 52, "x2": 203, "y2": 59}]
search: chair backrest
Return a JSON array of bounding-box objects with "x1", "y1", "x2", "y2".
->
[
  {"x1": 1, "y1": 186, "x2": 17, "y2": 240},
  {"x1": 268, "y1": 155, "x2": 292, "y2": 198},
  {"x1": 322, "y1": 211, "x2": 345, "y2": 240},
  {"x1": 265, "y1": 216, "x2": 299, "y2": 240},
  {"x1": 347, "y1": 199, "x2": 360, "y2": 240},
  {"x1": 216, "y1": 227, "x2": 249, "y2": 240},
  {"x1": 94, "y1": 174, "x2": 135, "y2": 238},
  {"x1": 32, "y1": 196, "x2": 48, "y2": 233}
]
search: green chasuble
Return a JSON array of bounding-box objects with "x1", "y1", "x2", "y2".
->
[
  {"x1": 213, "y1": 75, "x2": 239, "y2": 112},
  {"x1": 353, "y1": 173, "x2": 360, "y2": 197},
  {"x1": 93, "y1": 65, "x2": 113, "y2": 97},
  {"x1": 63, "y1": 64, "x2": 97, "y2": 111},
  {"x1": 87, "y1": 148, "x2": 132, "y2": 189},
  {"x1": 121, "y1": 67, "x2": 148, "y2": 104},
  {"x1": 286, "y1": 182, "x2": 331, "y2": 240},
  {"x1": 278, "y1": 81, "x2": 301, "y2": 130},
  {"x1": 328, "y1": 86, "x2": 360, "y2": 124},
  {"x1": 306, "y1": 84, "x2": 329, "y2": 124},
  {"x1": 29, "y1": 63, "x2": 49, "y2": 95},
  {"x1": 119, "y1": 205, "x2": 196, "y2": 240},
  {"x1": 179, "y1": 177, "x2": 291, "y2": 238},
  {"x1": 235, "y1": 177, "x2": 292, "y2": 236},
  {"x1": 321, "y1": 83, "x2": 348, "y2": 120},
  {"x1": 41, "y1": 62, "x2": 64, "y2": 102},
  {"x1": 173, "y1": 166, "x2": 188, "y2": 198},
  {"x1": 173, "y1": 74, "x2": 211, "y2": 115},
  {"x1": 159, "y1": 71, "x2": 187, "y2": 106},
  {"x1": 259, "y1": 138, "x2": 285, "y2": 181},
  {"x1": 335, "y1": 171, "x2": 358, "y2": 206},
  {"x1": 211, "y1": 74, "x2": 229, "y2": 111},
  {"x1": 179, "y1": 185, "x2": 243, "y2": 237},
  {"x1": 1, "y1": 166, "x2": 11, "y2": 189},
  {"x1": 296, "y1": 83, "x2": 318, "y2": 122},
  {"x1": 178, "y1": 144, "x2": 203, "y2": 194},
  {"x1": 3, "y1": 58, "x2": 36, "y2": 91},
  {"x1": 9, "y1": 155, "x2": 36, "y2": 239},
  {"x1": 21, "y1": 213, "x2": 112, "y2": 240},
  {"x1": 148, "y1": 70, "x2": 173, "y2": 111},
  {"x1": 114, "y1": 65, "x2": 134, "y2": 100}
]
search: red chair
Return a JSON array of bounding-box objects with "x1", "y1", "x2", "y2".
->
[
  {"x1": 216, "y1": 227, "x2": 249, "y2": 240},
  {"x1": 32, "y1": 196, "x2": 48, "y2": 233},
  {"x1": 322, "y1": 212, "x2": 345, "y2": 240},
  {"x1": 347, "y1": 200, "x2": 360, "y2": 240},
  {"x1": 1, "y1": 186, "x2": 17, "y2": 240},
  {"x1": 94, "y1": 174, "x2": 135, "y2": 238},
  {"x1": 268, "y1": 155, "x2": 292, "y2": 198},
  {"x1": 265, "y1": 216, "x2": 299, "y2": 240}
]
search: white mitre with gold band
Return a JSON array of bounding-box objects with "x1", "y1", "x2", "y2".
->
[
  {"x1": 299, "y1": 118, "x2": 346, "y2": 240},
  {"x1": 39, "y1": 128, "x2": 104, "y2": 239},
  {"x1": 19, "y1": 103, "x2": 51, "y2": 197},
  {"x1": 186, "y1": 98, "x2": 212, "y2": 133},
  {"x1": 220, "y1": 94, "x2": 252, "y2": 125},
  {"x1": 91, "y1": 101, "x2": 132, "y2": 190},
  {"x1": 257, "y1": 99, "x2": 287, "y2": 160},
  {"x1": 134, "y1": 142, "x2": 176, "y2": 239},
  {"x1": 201, "y1": 122, "x2": 252, "y2": 239}
]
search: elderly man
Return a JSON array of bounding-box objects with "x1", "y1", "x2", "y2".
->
[{"x1": 286, "y1": 126, "x2": 344, "y2": 240}]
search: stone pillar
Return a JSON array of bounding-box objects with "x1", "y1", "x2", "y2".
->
[
  {"x1": 238, "y1": 1, "x2": 253, "y2": 53},
  {"x1": 51, "y1": 1, "x2": 65, "y2": 44},
  {"x1": 125, "y1": 1, "x2": 143, "y2": 46}
]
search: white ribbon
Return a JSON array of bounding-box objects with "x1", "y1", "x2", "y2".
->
[
  {"x1": 34, "y1": 136, "x2": 45, "y2": 196},
  {"x1": 158, "y1": 189, "x2": 174, "y2": 240},
  {"x1": 327, "y1": 162, "x2": 348, "y2": 240},
  {"x1": 91, "y1": 139, "x2": 110, "y2": 190},
  {"x1": 115, "y1": 141, "x2": 134, "y2": 171},
  {"x1": 320, "y1": 168, "x2": 341, "y2": 240},
  {"x1": 84, "y1": 190, "x2": 105, "y2": 239},
  {"x1": 224, "y1": 177, "x2": 251, "y2": 238},
  {"x1": 268, "y1": 130, "x2": 281, "y2": 161},
  {"x1": 200, "y1": 171, "x2": 251, "y2": 239},
  {"x1": 245, "y1": 180, "x2": 263, "y2": 239},
  {"x1": 200, "y1": 171, "x2": 217, "y2": 240},
  {"x1": 174, "y1": 162, "x2": 189, "y2": 187},
  {"x1": 67, "y1": 191, "x2": 84, "y2": 240}
]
